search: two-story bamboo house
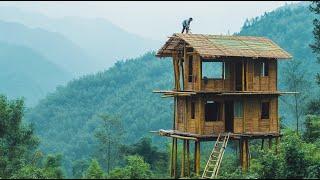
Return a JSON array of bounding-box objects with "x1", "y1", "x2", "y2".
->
[{"x1": 153, "y1": 33, "x2": 292, "y2": 178}]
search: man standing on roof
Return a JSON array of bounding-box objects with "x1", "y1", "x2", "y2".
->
[{"x1": 181, "y1": 17, "x2": 193, "y2": 34}]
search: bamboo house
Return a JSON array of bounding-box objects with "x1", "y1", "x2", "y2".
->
[{"x1": 153, "y1": 33, "x2": 293, "y2": 178}]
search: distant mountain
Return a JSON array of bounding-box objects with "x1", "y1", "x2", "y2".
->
[
  {"x1": 0, "y1": 41, "x2": 71, "y2": 106},
  {"x1": 25, "y1": 2, "x2": 319, "y2": 174},
  {"x1": 0, "y1": 20, "x2": 94, "y2": 76},
  {"x1": 0, "y1": 6, "x2": 161, "y2": 71}
]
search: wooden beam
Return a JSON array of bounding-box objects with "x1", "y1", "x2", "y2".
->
[{"x1": 170, "y1": 135, "x2": 198, "y2": 141}]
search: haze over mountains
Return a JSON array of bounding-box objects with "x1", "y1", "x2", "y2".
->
[{"x1": 0, "y1": 6, "x2": 160, "y2": 105}]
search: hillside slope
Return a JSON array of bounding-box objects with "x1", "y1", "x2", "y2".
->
[
  {"x1": 0, "y1": 42, "x2": 71, "y2": 106},
  {"x1": 25, "y1": 52, "x2": 173, "y2": 172}
]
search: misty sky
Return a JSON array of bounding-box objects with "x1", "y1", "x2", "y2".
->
[{"x1": 1, "y1": 1, "x2": 299, "y2": 41}]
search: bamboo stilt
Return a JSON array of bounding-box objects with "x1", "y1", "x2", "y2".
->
[
  {"x1": 194, "y1": 141, "x2": 201, "y2": 176},
  {"x1": 240, "y1": 138, "x2": 249, "y2": 171},
  {"x1": 268, "y1": 138, "x2": 272, "y2": 149},
  {"x1": 181, "y1": 140, "x2": 186, "y2": 177},
  {"x1": 275, "y1": 137, "x2": 280, "y2": 154},
  {"x1": 173, "y1": 138, "x2": 178, "y2": 178},
  {"x1": 261, "y1": 139, "x2": 264, "y2": 150},
  {"x1": 186, "y1": 140, "x2": 190, "y2": 177}
]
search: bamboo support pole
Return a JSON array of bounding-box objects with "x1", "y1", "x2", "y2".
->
[
  {"x1": 240, "y1": 138, "x2": 249, "y2": 171},
  {"x1": 194, "y1": 141, "x2": 201, "y2": 176},
  {"x1": 186, "y1": 140, "x2": 190, "y2": 177}
]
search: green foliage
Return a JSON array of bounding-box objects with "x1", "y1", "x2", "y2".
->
[
  {"x1": 303, "y1": 115, "x2": 320, "y2": 143},
  {"x1": 310, "y1": 1, "x2": 320, "y2": 67},
  {"x1": 108, "y1": 155, "x2": 153, "y2": 179},
  {"x1": 307, "y1": 99, "x2": 320, "y2": 115},
  {"x1": 42, "y1": 154, "x2": 65, "y2": 179},
  {"x1": 12, "y1": 165, "x2": 47, "y2": 179},
  {"x1": 0, "y1": 95, "x2": 39, "y2": 178},
  {"x1": 281, "y1": 132, "x2": 308, "y2": 179},
  {"x1": 72, "y1": 159, "x2": 90, "y2": 179},
  {"x1": 120, "y1": 137, "x2": 169, "y2": 177},
  {"x1": 247, "y1": 130, "x2": 320, "y2": 179},
  {"x1": 94, "y1": 114, "x2": 125, "y2": 173},
  {"x1": 84, "y1": 159, "x2": 104, "y2": 179}
]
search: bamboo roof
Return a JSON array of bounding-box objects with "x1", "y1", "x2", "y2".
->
[{"x1": 156, "y1": 33, "x2": 292, "y2": 59}]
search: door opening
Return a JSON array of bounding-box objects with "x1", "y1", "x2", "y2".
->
[
  {"x1": 225, "y1": 101, "x2": 234, "y2": 132},
  {"x1": 235, "y1": 62, "x2": 243, "y2": 91}
]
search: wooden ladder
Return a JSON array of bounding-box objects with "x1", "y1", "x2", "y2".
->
[{"x1": 202, "y1": 133, "x2": 230, "y2": 179}]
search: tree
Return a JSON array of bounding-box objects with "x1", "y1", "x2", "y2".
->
[
  {"x1": 11, "y1": 165, "x2": 47, "y2": 179},
  {"x1": 0, "y1": 95, "x2": 39, "y2": 178},
  {"x1": 303, "y1": 115, "x2": 320, "y2": 143},
  {"x1": 249, "y1": 149, "x2": 284, "y2": 179},
  {"x1": 108, "y1": 155, "x2": 152, "y2": 179},
  {"x1": 310, "y1": 1, "x2": 320, "y2": 71},
  {"x1": 42, "y1": 154, "x2": 65, "y2": 179},
  {"x1": 72, "y1": 159, "x2": 90, "y2": 179},
  {"x1": 84, "y1": 159, "x2": 104, "y2": 179},
  {"x1": 94, "y1": 114, "x2": 125, "y2": 174},
  {"x1": 282, "y1": 60, "x2": 311, "y2": 133},
  {"x1": 119, "y1": 137, "x2": 168, "y2": 176},
  {"x1": 306, "y1": 99, "x2": 320, "y2": 115},
  {"x1": 281, "y1": 133, "x2": 308, "y2": 179}
]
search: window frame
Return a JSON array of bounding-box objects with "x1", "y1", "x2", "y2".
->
[
  {"x1": 205, "y1": 100, "x2": 221, "y2": 122},
  {"x1": 234, "y1": 101, "x2": 244, "y2": 118},
  {"x1": 191, "y1": 101, "x2": 195, "y2": 119},
  {"x1": 201, "y1": 59, "x2": 226, "y2": 80}
]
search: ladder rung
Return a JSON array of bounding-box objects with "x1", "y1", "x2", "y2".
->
[{"x1": 205, "y1": 170, "x2": 215, "y2": 173}]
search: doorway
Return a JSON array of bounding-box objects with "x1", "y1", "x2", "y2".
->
[
  {"x1": 225, "y1": 101, "x2": 234, "y2": 132},
  {"x1": 235, "y1": 62, "x2": 243, "y2": 91}
]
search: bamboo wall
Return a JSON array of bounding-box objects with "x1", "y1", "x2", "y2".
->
[
  {"x1": 179, "y1": 54, "x2": 278, "y2": 92},
  {"x1": 176, "y1": 95, "x2": 279, "y2": 135}
]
